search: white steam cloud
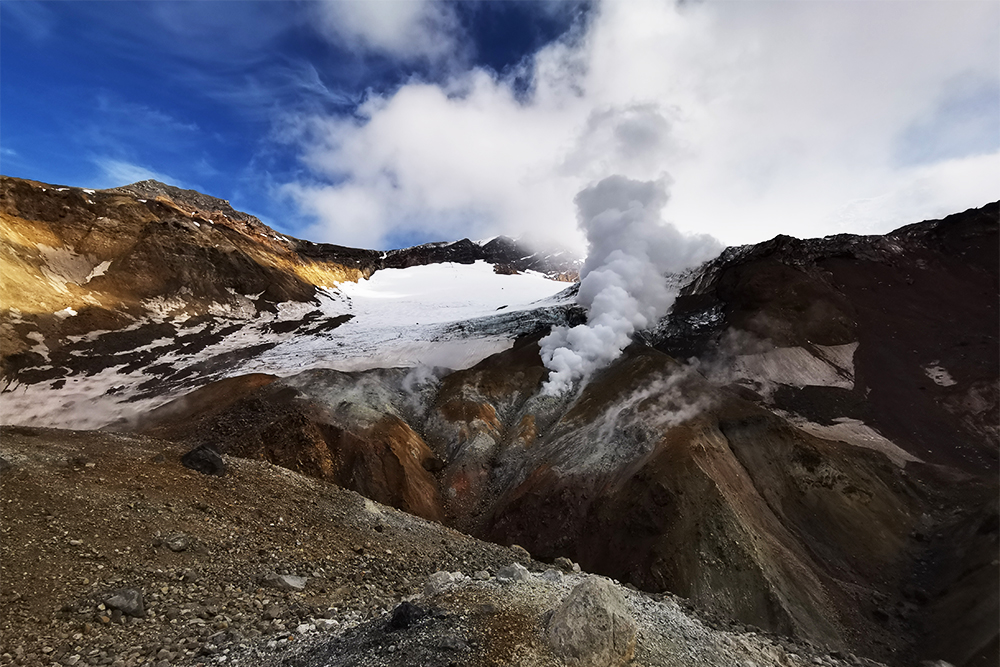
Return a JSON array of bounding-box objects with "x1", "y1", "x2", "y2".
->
[{"x1": 539, "y1": 175, "x2": 721, "y2": 395}]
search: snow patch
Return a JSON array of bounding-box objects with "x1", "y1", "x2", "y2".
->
[
  {"x1": 923, "y1": 363, "x2": 957, "y2": 387},
  {"x1": 84, "y1": 260, "x2": 112, "y2": 284},
  {"x1": 720, "y1": 343, "x2": 858, "y2": 393},
  {"x1": 783, "y1": 414, "x2": 919, "y2": 467},
  {"x1": 142, "y1": 294, "x2": 194, "y2": 320},
  {"x1": 38, "y1": 245, "x2": 94, "y2": 292},
  {"x1": 7, "y1": 262, "x2": 573, "y2": 429}
]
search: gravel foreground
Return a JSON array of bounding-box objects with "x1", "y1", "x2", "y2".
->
[{"x1": 1, "y1": 427, "x2": 882, "y2": 667}]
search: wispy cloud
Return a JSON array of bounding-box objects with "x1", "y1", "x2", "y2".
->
[
  {"x1": 91, "y1": 158, "x2": 186, "y2": 190},
  {"x1": 92, "y1": 94, "x2": 200, "y2": 139},
  {"x1": 1, "y1": 0, "x2": 56, "y2": 42}
]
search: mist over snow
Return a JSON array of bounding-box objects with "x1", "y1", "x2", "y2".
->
[{"x1": 539, "y1": 176, "x2": 721, "y2": 395}]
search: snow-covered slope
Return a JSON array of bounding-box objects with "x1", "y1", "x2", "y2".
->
[
  {"x1": 2, "y1": 261, "x2": 575, "y2": 428},
  {"x1": 0, "y1": 176, "x2": 580, "y2": 428}
]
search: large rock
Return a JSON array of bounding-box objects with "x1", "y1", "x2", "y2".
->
[
  {"x1": 104, "y1": 589, "x2": 145, "y2": 618},
  {"x1": 547, "y1": 577, "x2": 636, "y2": 667},
  {"x1": 180, "y1": 444, "x2": 226, "y2": 476},
  {"x1": 261, "y1": 572, "x2": 307, "y2": 591},
  {"x1": 496, "y1": 562, "x2": 530, "y2": 584}
]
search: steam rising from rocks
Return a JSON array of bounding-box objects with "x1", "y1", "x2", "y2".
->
[{"x1": 540, "y1": 176, "x2": 721, "y2": 395}]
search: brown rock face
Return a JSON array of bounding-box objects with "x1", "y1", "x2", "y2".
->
[{"x1": 137, "y1": 369, "x2": 445, "y2": 522}]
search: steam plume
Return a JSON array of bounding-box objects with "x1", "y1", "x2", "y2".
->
[{"x1": 540, "y1": 175, "x2": 721, "y2": 395}]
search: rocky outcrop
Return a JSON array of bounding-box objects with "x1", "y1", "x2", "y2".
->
[
  {"x1": 138, "y1": 369, "x2": 445, "y2": 522},
  {"x1": 660, "y1": 202, "x2": 999, "y2": 475}
]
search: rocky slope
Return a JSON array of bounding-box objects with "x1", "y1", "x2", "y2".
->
[
  {"x1": 2, "y1": 175, "x2": 996, "y2": 666},
  {"x1": 0, "y1": 426, "x2": 872, "y2": 667}
]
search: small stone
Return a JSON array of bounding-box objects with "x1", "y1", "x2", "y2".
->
[
  {"x1": 423, "y1": 571, "x2": 458, "y2": 596},
  {"x1": 437, "y1": 635, "x2": 469, "y2": 651},
  {"x1": 104, "y1": 589, "x2": 145, "y2": 618},
  {"x1": 554, "y1": 557, "x2": 576, "y2": 572},
  {"x1": 510, "y1": 544, "x2": 531, "y2": 562},
  {"x1": 496, "y1": 563, "x2": 530, "y2": 584},
  {"x1": 388, "y1": 602, "x2": 427, "y2": 631},
  {"x1": 163, "y1": 534, "x2": 190, "y2": 553},
  {"x1": 261, "y1": 572, "x2": 307, "y2": 591},
  {"x1": 180, "y1": 444, "x2": 226, "y2": 476},
  {"x1": 472, "y1": 570, "x2": 490, "y2": 581},
  {"x1": 296, "y1": 623, "x2": 315, "y2": 634},
  {"x1": 542, "y1": 569, "x2": 563, "y2": 582}
]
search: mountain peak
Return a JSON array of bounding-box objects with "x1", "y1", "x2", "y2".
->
[{"x1": 107, "y1": 179, "x2": 255, "y2": 224}]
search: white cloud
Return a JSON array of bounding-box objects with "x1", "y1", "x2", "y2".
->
[
  {"x1": 286, "y1": 0, "x2": 1000, "y2": 250},
  {"x1": 316, "y1": 0, "x2": 465, "y2": 62}
]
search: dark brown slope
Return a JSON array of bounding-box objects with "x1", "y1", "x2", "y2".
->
[
  {"x1": 662, "y1": 202, "x2": 999, "y2": 476},
  {"x1": 137, "y1": 369, "x2": 445, "y2": 523},
  {"x1": 114, "y1": 201, "x2": 997, "y2": 666}
]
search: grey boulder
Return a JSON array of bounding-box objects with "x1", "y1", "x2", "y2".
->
[
  {"x1": 104, "y1": 589, "x2": 145, "y2": 618},
  {"x1": 496, "y1": 563, "x2": 530, "y2": 584},
  {"x1": 547, "y1": 577, "x2": 636, "y2": 667},
  {"x1": 261, "y1": 572, "x2": 307, "y2": 591}
]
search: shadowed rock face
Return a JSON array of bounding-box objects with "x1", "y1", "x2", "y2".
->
[
  {"x1": 4, "y1": 175, "x2": 996, "y2": 666},
  {"x1": 659, "y1": 203, "x2": 999, "y2": 475}
]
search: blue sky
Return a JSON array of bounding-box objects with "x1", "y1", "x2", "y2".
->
[
  {"x1": 2, "y1": 1, "x2": 998, "y2": 250},
  {"x1": 1, "y1": 1, "x2": 582, "y2": 246}
]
